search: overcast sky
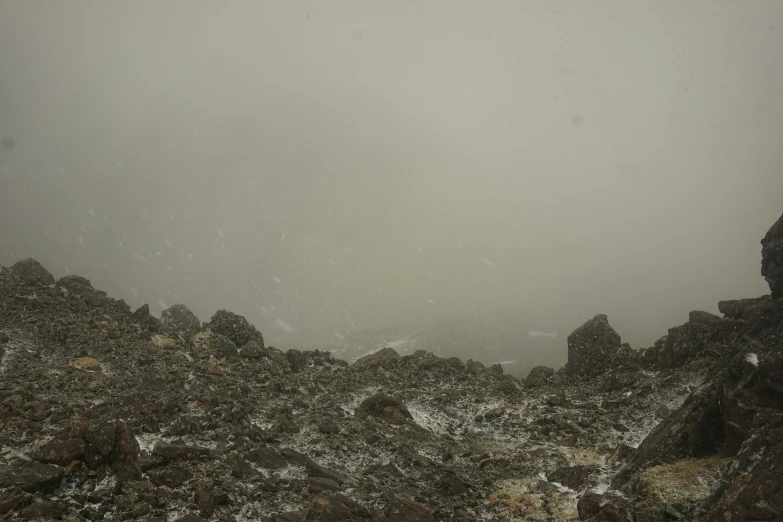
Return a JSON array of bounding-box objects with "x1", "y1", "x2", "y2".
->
[{"x1": 1, "y1": 1, "x2": 781, "y2": 350}]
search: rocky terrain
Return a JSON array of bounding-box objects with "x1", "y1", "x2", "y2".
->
[{"x1": 0, "y1": 212, "x2": 781, "y2": 521}]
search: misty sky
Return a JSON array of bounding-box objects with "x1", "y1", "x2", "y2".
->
[{"x1": 1, "y1": 1, "x2": 782, "y2": 351}]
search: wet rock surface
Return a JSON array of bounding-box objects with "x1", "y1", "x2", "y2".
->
[{"x1": 0, "y1": 213, "x2": 781, "y2": 521}]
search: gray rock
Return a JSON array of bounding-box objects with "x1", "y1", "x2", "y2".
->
[
  {"x1": 526, "y1": 366, "x2": 555, "y2": 387},
  {"x1": 761, "y1": 212, "x2": 783, "y2": 297},
  {"x1": 566, "y1": 314, "x2": 621, "y2": 378},
  {"x1": 206, "y1": 309, "x2": 263, "y2": 347},
  {"x1": 160, "y1": 304, "x2": 202, "y2": 339}
]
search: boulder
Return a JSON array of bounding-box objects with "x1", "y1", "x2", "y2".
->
[
  {"x1": 0, "y1": 462, "x2": 64, "y2": 493},
  {"x1": 356, "y1": 393, "x2": 414, "y2": 424},
  {"x1": 160, "y1": 304, "x2": 202, "y2": 339},
  {"x1": 132, "y1": 303, "x2": 160, "y2": 332},
  {"x1": 761, "y1": 212, "x2": 783, "y2": 297},
  {"x1": 526, "y1": 366, "x2": 555, "y2": 387},
  {"x1": 353, "y1": 347, "x2": 400, "y2": 369},
  {"x1": 654, "y1": 312, "x2": 738, "y2": 369},
  {"x1": 56, "y1": 274, "x2": 93, "y2": 294},
  {"x1": 205, "y1": 309, "x2": 263, "y2": 347},
  {"x1": 566, "y1": 314, "x2": 621, "y2": 378},
  {"x1": 9, "y1": 258, "x2": 55, "y2": 286},
  {"x1": 287, "y1": 348, "x2": 308, "y2": 371},
  {"x1": 192, "y1": 330, "x2": 238, "y2": 359}
]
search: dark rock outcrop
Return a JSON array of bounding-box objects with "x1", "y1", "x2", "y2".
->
[
  {"x1": 160, "y1": 304, "x2": 202, "y2": 339},
  {"x1": 205, "y1": 309, "x2": 263, "y2": 348},
  {"x1": 567, "y1": 314, "x2": 621, "y2": 378},
  {"x1": 526, "y1": 365, "x2": 555, "y2": 387},
  {"x1": 761, "y1": 212, "x2": 783, "y2": 297}
]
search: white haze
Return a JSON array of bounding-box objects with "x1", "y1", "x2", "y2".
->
[{"x1": 1, "y1": 1, "x2": 782, "y2": 354}]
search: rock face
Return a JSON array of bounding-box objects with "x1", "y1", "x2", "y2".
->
[
  {"x1": 566, "y1": 314, "x2": 621, "y2": 378},
  {"x1": 762, "y1": 213, "x2": 783, "y2": 297}
]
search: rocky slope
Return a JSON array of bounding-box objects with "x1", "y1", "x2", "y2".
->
[{"x1": 0, "y1": 213, "x2": 780, "y2": 522}]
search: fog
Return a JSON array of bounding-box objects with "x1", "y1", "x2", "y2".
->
[{"x1": 1, "y1": 1, "x2": 782, "y2": 355}]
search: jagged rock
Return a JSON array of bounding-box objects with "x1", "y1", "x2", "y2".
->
[
  {"x1": 206, "y1": 309, "x2": 263, "y2": 347},
  {"x1": 0, "y1": 331, "x2": 8, "y2": 344},
  {"x1": 160, "y1": 304, "x2": 202, "y2": 339},
  {"x1": 355, "y1": 393, "x2": 413, "y2": 424},
  {"x1": 0, "y1": 462, "x2": 64, "y2": 493},
  {"x1": 9, "y1": 258, "x2": 55, "y2": 286},
  {"x1": 287, "y1": 348, "x2": 308, "y2": 371},
  {"x1": 718, "y1": 295, "x2": 771, "y2": 320},
  {"x1": 761, "y1": 212, "x2": 783, "y2": 297},
  {"x1": 353, "y1": 347, "x2": 400, "y2": 369},
  {"x1": 567, "y1": 314, "x2": 621, "y2": 378},
  {"x1": 611, "y1": 343, "x2": 642, "y2": 371},
  {"x1": 132, "y1": 303, "x2": 159, "y2": 331}
]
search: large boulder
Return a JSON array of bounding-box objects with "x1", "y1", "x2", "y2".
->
[
  {"x1": 160, "y1": 304, "x2": 202, "y2": 339},
  {"x1": 526, "y1": 366, "x2": 555, "y2": 387},
  {"x1": 355, "y1": 393, "x2": 414, "y2": 425},
  {"x1": 205, "y1": 309, "x2": 263, "y2": 348},
  {"x1": 9, "y1": 258, "x2": 55, "y2": 286},
  {"x1": 761, "y1": 212, "x2": 783, "y2": 297},
  {"x1": 566, "y1": 314, "x2": 621, "y2": 378}
]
